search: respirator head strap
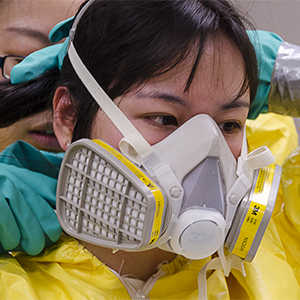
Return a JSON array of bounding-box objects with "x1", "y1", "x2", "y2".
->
[
  {"x1": 68, "y1": 42, "x2": 152, "y2": 165},
  {"x1": 68, "y1": 0, "x2": 154, "y2": 165}
]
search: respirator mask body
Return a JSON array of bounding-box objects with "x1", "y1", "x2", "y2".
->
[
  {"x1": 56, "y1": 0, "x2": 282, "y2": 262},
  {"x1": 57, "y1": 112, "x2": 280, "y2": 261}
]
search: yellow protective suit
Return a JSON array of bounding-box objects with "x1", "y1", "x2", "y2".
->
[{"x1": 0, "y1": 113, "x2": 300, "y2": 300}]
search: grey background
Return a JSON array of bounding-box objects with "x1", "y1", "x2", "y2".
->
[
  {"x1": 232, "y1": 0, "x2": 300, "y2": 142},
  {"x1": 232, "y1": 0, "x2": 300, "y2": 44}
]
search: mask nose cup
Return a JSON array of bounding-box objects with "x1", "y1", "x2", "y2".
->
[{"x1": 170, "y1": 209, "x2": 225, "y2": 259}]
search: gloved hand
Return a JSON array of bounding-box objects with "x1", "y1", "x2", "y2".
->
[
  {"x1": 0, "y1": 141, "x2": 64, "y2": 255},
  {"x1": 247, "y1": 30, "x2": 283, "y2": 119},
  {"x1": 10, "y1": 40, "x2": 68, "y2": 84},
  {"x1": 10, "y1": 17, "x2": 74, "y2": 84}
]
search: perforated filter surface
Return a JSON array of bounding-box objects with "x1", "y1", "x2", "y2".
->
[{"x1": 58, "y1": 146, "x2": 150, "y2": 246}]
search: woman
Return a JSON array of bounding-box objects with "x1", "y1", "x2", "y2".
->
[
  {"x1": 1, "y1": 1, "x2": 299, "y2": 299},
  {"x1": 0, "y1": 0, "x2": 82, "y2": 152}
]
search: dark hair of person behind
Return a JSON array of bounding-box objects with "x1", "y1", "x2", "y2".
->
[
  {"x1": 0, "y1": 69, "x2": 60, "y2": 128},
  {"x1": 0, "y1": 0, "x2": 258, "y2": 140}
]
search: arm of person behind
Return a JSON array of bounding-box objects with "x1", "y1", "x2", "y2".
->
[{"x1": 248, "y1": 30, "x2": 300, "y2": 119}]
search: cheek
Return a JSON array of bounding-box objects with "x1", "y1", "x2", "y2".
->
[
  {"x1": 129, "y1": 120, "x2": 175, "y2": 146},
  {"x1": 90, "y1": 111, "x2": 124, "y2": 150},
  {"x1": 0, "y1": 121, "x2": 28, "y2": 150},
  {"x1": 90, "y1": 108, "x2": 175, "y2": 150}
]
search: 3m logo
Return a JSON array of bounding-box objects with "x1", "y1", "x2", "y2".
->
[
  {"x1": 189, "y1": 232, "x2": 214, "y2": 245},
  {"x1": 251, "y1": 204, "x2": 260, "y2": 216}
]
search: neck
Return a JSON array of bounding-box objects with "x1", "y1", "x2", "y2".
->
[{"x1": 79, "y1": 240, "x2": 177, "y2": 282}]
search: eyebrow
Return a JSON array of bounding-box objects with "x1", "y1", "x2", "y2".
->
[
  {"x1": 5, "y1": 27, "x2": 50, "y2": 45},
  {"x1": 135, "y1": 91, "x2": 249, "y2": 110},
  {"x1": 134, "y1": 91, "x2": 188, "y2": 107},
  {"x1": 221, "y1": 99, "x2": 250, "y2": 111}
]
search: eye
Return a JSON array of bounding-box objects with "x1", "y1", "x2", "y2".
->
[
  {"x1": 145, "y1": 115, "x2": 178, "y2": 127},
  {"x1": 218, "y1": 121, "x2": 242, "y2": 134}
]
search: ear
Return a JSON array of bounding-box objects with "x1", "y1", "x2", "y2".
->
[{"x1": 53, "y1": 86, "x2": 76, "y2": 151}]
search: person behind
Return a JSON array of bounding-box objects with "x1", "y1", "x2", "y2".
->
[
  {"x1": 0, "y1": 0, "x2": 84, "y2": 257},
  {"x1": 0, "y1": 0, "x2": 299, "y2": 299},
  {"x1": 0, "y1": 0, "x2": 83, "y2": 152}
]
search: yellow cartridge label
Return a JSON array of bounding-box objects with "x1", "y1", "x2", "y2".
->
[
  {"x1": 92, "y1": 140, "x2": 164, "y2": 245},
  {"x1": 232, "y1": 164, "x2": 276, "y2": 258}
]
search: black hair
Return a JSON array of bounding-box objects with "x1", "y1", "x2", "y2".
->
[
  {"x1": 0, "y1": 0, "x2": 258, "y2": 141},
  {"x1": 0, "y1": 69, "x2": 59, "y2": 127}
]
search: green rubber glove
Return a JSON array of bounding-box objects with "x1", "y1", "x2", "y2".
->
[
  {"x1": 10, "y1": 17, "x2": 73, "y2": 84},
  {"x1": 0, "y1": 141, "x2": 64, "y2": 255},
  {"x1": 10, "y1": 41, "x2": 68, "y2": 84},
  {"x1": 247, "y1": 30, "x2": 283, "y2": 119}
]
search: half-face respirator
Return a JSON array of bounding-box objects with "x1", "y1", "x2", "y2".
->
[
  {"x1": 56, "y1": 0, "x2": 282, "y2": 262},
  {"x1": 57, "y1": 114, "x2": 281, "y2": 261}
]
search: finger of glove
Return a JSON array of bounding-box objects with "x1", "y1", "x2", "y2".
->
[
  {"x1": 10, "y1": 44, "x2": 61, "y2": 84},
  {"x1": 0, "y1": 242, "x2": 23, "y2": 254},
  {"x1": 49, "y1": 16, "x2": 74, "y2": 43},
  {"x1": 16, "y1": 184, "x2": 62, "y2": 242},
  {"x1": 0, "y1": 141, "x2": 63, "y2": 207},
  {"x1": 0, "y1": 193, "x2": 21, "y2": 250},
  {"x1": 0, "y1": 236, "x2": 56, "y2": 253},
  {"x1": 0, "y1": 175, "x2": 45, "y2": 255},
  {"x1": 0, "y1": 141, "x2": 63, "y2": 179},
  {"x1": 0, "y1": 165, "x2": 62, "y2": 242},
  {"x1": 0, "y1": 232, "x2": 60, "y2": 253},
  {"x1": 1, "y1": 163, "x2": 58, "y2": 207}
]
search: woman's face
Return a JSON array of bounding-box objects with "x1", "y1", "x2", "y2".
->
[
  {"x1": 0, "y1": 0, "x2": 82, "y2": 152},
  {"x1": 89, "y1": 36, "x2": 250, "y2": 159}
]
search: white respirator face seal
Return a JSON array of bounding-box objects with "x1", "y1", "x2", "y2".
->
[{"x1": 56, "y1": 1, "x2": 282, "y2": 261}]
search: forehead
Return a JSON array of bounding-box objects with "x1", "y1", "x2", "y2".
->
[
  {"x1": 0, "y1": 0, "x2": 82, "y2": 56},
  {"x1": 140, "y1": 35, "x2": 247, "y2": 107},
  {"x1": 0, "y1": 0, "x2": 81, "y2": 36}
]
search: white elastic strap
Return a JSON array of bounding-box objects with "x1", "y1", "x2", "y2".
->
[
  {"x1": 241, "y1": 126, "x2": 275, "y2": 171},
  {"x1": 246, "y1": 146, "x2": 275, "y2": 170},
  {"x1": 237, "y1": 127, "x2": 274, "y2": 178},
  {"x1": 68, "y1": 0, "x2": 96, "y2": 43},
  {"x1": 217, "y1": 247, "x2": 245, "y2": 277},
  {"x1": 198, "y1": 254, "x2": 245, "y2": 300},
  {"x1": 68, "y1": 42, "x2": 152, "y2": 159}
]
